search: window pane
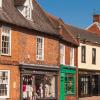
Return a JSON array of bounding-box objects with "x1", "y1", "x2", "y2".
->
[{"x1": 0, "y1": 71, "x2": 9, "y2": 97}]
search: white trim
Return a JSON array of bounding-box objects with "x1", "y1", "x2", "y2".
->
[
  {"x1": 1, "y1": 26, "x2": 11, "y2": 56},
  {"x1": 0, "y1": 0, "x2": 2, "y2": 8},
  {"x1": 36, "y1": 36, "x2": 44, "y2": 61},
  {"x1": 70, "y1": 47, "x2": 74, "y2": 66},
  {"x1": 85, "y1": 22, "x2": 100, "y2": 30},
  {"x1": 0, "y1": 70, "x2": 10, "y2": 98}
]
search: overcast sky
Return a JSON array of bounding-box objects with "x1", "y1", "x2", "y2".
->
[{"x1": 37, "y1": 0, "x2": 100, "y2": 29}]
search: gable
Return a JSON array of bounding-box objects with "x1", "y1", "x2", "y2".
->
[{"x1": 86, "y1": 22, "x2": 100, "y2": 36}]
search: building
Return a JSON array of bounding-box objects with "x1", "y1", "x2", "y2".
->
[
  {"x1": 47, "y1": 15, "x2": 79, "y2": 100},
  {"x1": 65, "y1": 24, "x2": 100, "y2": 97},
  {"x1": 86, "y1": 14, "x2": 100, "y2": 36},
  {"x1": 0, "y1": 0, "x2": 78, "y2": 100}
]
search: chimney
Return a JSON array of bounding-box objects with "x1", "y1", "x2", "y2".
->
[{"x1": 93, "y1": 14, "x2": 100, "y2": 23}]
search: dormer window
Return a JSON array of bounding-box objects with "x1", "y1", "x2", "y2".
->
[
  {"x1": 16, "y1": 0, "x2": 33, "y2": 20},
  {"x1": 0, "y1": 0, "x2": 2, "y2": 8},
  {"x1": 24, "y1": 5, "x2": 32, "y2": 20}
]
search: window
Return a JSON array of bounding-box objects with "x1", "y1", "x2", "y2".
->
[
  {"x1": 60, "y1": 44, "x2": 65, "y2": 65},
  {"x1": 1, "y1": 26, "x2": 11, "y2": 55},
  {"x1": 36, "y1": 36, "x2": 44, "y2": 60},
  {"x1": 0, "y1": 0, "x2": 2, "y2": 8},
  {"x1": 70, "y1": 48, "x2": 74, "y2": 66},
  {"x1": 92, "y1": 48, "x2": 96, "y2": 64},
  {"x1": 23, "y1": 74, "x2": 56, "y2": 99},
  {"x1": 24, "y1": 6, "x2": 32, "y2": 20},
  {"x1": 81, "y1": 46, "x2": 86, "y2": 63},
  {"x1": 0, "y1": 70, "x2": 10, "y2": 98},
  {"x1": 65, "y1": 74, "x2": 75, "y2": 95}
]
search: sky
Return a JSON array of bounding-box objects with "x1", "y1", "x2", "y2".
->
[{"x1": 37, "y1": 0, "x2": 100, "y2": 29}]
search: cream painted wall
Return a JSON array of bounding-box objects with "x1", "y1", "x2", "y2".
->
[{"x1": 78, "y1": 43, "x2": 100, "y2": 70}]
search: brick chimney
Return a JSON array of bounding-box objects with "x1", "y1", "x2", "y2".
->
[{"x1": 93, "y1": 14, "x2": 100, "y2": 23}]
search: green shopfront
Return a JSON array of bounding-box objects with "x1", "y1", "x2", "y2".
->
[{"x1": 60, "y1": 65, "x2": 76, "y2": 100}]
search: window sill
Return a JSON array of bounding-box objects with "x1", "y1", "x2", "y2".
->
[{"x1": 1, "y1": 54, "x2": 11, "y2": 57}]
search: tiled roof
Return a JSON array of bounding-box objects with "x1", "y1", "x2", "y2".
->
[
  {"x1": 0, "y1": 0, "x2": 58, "y2": 35},
  {"x1": 47, "y1": 14, "x2": 79, "y2": 46},
  {"x1": 0, "y1": 0, "x2": 78, "y2": 46},
  {"x1": 65, "y1": 24, "x2": 100, "y2": 44}
]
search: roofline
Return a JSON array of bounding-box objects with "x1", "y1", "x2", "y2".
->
[{"x1": 85, "y1": 22, "x2": 100, "y2": 30}]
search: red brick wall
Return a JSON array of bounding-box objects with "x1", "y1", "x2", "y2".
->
[
  {"x1": 87, "y1": 24, "x2": 100, "y2": 36},
  {"x1": 0, "y1": 64, "x2": 20, "y2": 100}
]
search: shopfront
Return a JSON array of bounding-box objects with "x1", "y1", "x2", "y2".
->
[
  {"x1": 60, "y1": 65, "x2": 76, "y2": 100},
  {"x1": 19, "y1": 64, "x2": 59, "y2": 100},
  {"x1": 79, "y1": 69, "x2": 100, "y2": 97}
]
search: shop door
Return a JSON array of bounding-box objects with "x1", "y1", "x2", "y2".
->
[{"x1": 60, "y1": 73, "x2": 65, "y2": 100}]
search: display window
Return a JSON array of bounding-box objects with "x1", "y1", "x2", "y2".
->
[{"x1": 22, "y1": 74, "x2": 56, "y2": 100}]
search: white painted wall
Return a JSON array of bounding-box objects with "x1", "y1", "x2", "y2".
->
[{"x1": 78, "y1": 43, "x2": 100, "y2": 70}]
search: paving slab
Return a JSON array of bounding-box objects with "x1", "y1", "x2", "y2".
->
[{"x1": 79, "y1": 96, "x2": 100, "y2": 100}]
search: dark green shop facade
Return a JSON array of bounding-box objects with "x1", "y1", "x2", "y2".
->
[{"x1": 60, "y1": 65, "x2": 77, "y2": 100}]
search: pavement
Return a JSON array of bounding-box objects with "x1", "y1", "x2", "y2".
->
[{"x1": 79, "y1": 96, "x2": 100, "y2": 100}]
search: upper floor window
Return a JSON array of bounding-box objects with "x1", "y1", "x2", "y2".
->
[
  {"x1": 1, "y1": 26, "x2": 11, "y2": 55},
  {"x1": 81, "y1": 46, "x2": 86, "y2": 63},
  {"x1": 92, "y1": 48, "x2": 96, "y2": 64},
  {"x1": 0, "y1": 70, "x2": 10, "y2": 98},
  {"x1": 36, "y1": 36, "x2": 44, "y2": 60},
  {"x1": 70, "y1": 48, "x2": 74, "y2": 66},
  {"x1": 60, "y1": 44, "x2": 65, "y2": 65},
  {"x1": 24, "y1": 5, "x2": 32, "y2": 20},
  {"x1": 0, "y1": 0, "x2": 2, "y2": 8}
]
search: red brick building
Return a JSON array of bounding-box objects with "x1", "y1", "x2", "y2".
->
[{"x1": 0, "y1": 0, "x2": 78, "y2": 100}]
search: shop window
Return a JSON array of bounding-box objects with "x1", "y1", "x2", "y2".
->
[
  {"x1": 22, "y1": 74, "x2": 56, "y2": 100},
  {"x1": 65, "y1": 74, "x2": 75, "y2": 95},
  {"x1": 80, "y1": 76, "x2": 89, "y2": 95},
  {"x1": 0, "y1": 70, "x2": 10, "y2": 98},
  {"x1": 1, "y1": 26, "x2": 11, "y2": 55},
  {"x1": 92, "y1": 48, "x2": 96, "y2": 64},
  {"x1": 36, "y1": 36, "x2": 44, "y2": 60},
  {"x1": 60, "y1": 44, "x2": 65, "y2": 65},
  {"x1": 81, "y1": 46, "x2": 86, "y2": 63}
]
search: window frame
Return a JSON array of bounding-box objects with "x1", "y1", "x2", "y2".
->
[
  {"x1": 1, "y1": 26, "x2": 11, "y2": 56},
  {"x1": 92, "y1": 48, "x2": 96, "y2": 64},
  {"x1": 81, "y1": 46, "x2": 86, "y2": 63},
  {"x1": 0, "y1": 70, "x2": 10, "y2": 98},
  {"x1": 70, "y1": 48, "x2": 74, "y2": 66},
  {"x1": 65, "y1": 74, "x2": 76, "y2": 95},
  {"x1": 0, "y1": 0, "x2": 2, "y2": 8},
  {"x1": 60, "y1": 44, "x2": 65, "y2": 65},
  {"x1": 36, "y1": 36, "x2": 44, "y2": 61}
]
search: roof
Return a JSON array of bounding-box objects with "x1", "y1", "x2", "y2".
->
[
  {"x1": 65, "y1": 24, "x2": 100, "y2": 44},
  {"x1": 14, "y1": 0, "x2": 26, "y2": 6},
  {"x1": 0, "y1": 0, "x2": 78, "y2": 46},
  {"x1": 0, "y1": 0, "x2": 58, "y2": 35},
  {"x1": 46, "y1": 13, "x2": 79, "y2": 46}
]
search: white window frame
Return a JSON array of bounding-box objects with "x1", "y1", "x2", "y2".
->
[
  {"x1": 70, "y1": 48, "x2": 74, "y2": 66},
  {"x1": 24, "y1": 5, "x2": 32, "y2": 20},
  {"x1": 0, "y1": 0, "x2": 2, "y2": 8},
  {"x1": 60, "y1": 44, "x2": 65, "y2": 65},
  {"x1": 1, "y1": 26, "x2": 11, "y2": 56},
  {"x1": 36, "y1": 36, "x2": 44, "y2": 61},
  {"x1": 0, "y1": 70, "x2": 10, "y2": 98}
]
